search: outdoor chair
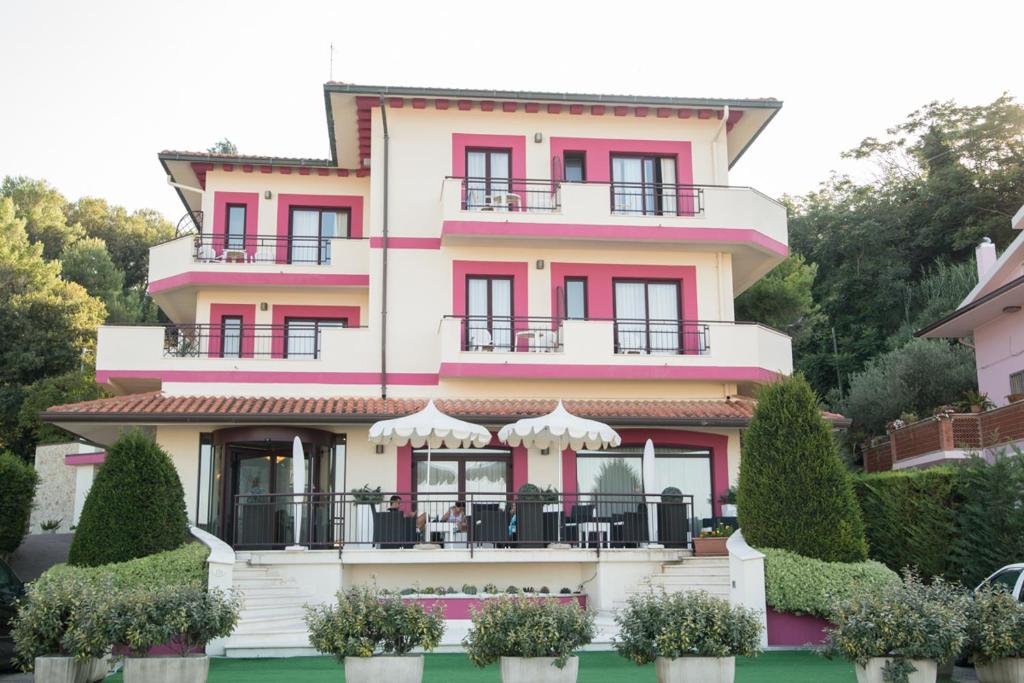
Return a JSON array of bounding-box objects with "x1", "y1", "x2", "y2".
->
[
  {"x1": 373, "y1": 511, "x2": 416, "y2": 549},
  {"x1": 658, "y1": 502, "x2": 689, "y2": 548},
  {"x1": 474, "y1": 509, "x2": 509, "y2": 546}
]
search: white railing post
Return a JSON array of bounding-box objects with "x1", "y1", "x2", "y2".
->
[
  {"x1": 189, "y1": 525, "x2": 235, "y2": 656},
  {"x1": 727, "y1": 529, "x2": 768, "y2": 648}
]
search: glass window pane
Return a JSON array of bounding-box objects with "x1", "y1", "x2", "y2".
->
[
  {"x1": 615, "y1": 282, "x2": 646, "y2": 352},
  {"x1": 222, "y1": 318, "x2": 242, "y2": 357},
  {"x1": 564, "y1": 155, "x2": 584, "y2": 182},
  {"x1": 655, "y1": 457, "x2": 712, "y2": 523},
  {"x1": 286, "y1": 320, "x2": 317, "y2": 358},
  {"x1": 196, "y1": 437, "x2": 213, "y2": 529},
  {"x1": 291, "y1": 210, "x2": 320, "y2": 263},
  {"x1": 566, "y1": 280, "x2": 586, "y2": 320},
  {"x1": 465, "y1": 461, "x2": 507, "y2": 495},
  {"x1": 648, "y1": 283, "x2": 680, "y2": 354},
  {"x1": 227, "y1": 206, "x2": 246, "y2": 249},
  {"x1": 990, "y1": 569, "x2": 1022, "y2": 592},
  {"x1": 491, "y1": 279, "x2": 512, "y2": 351}
]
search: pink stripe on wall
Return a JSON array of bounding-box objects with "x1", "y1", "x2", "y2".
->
[
  {"x1": 549, "y1": 137, "x2": 694, "y2": 186},
  {"x1": 149, "y1": 272, "x2": 369, "y2": 294},
  {"x1": 438, "y1": 362, "x2": 778, "y2": 383},
  {"x1": 368, "y1": 236, "x2": 442, "y2": 250},
  {"x1": 209, "y1": 304, "x2": 257, "y2": 358},
  {"x1": 212, "y1": 192, "x2": 259, "y2": 258},
  {"x1": 65, "y1": 452, "x2": 106, "y2": 466},
  {"x1": 96, "y1": 369, "x2": 439, "y2": 386}
]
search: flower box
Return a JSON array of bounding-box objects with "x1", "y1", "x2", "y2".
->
[
  {"x1": 402, "y1": 593, "x2": 586, "y2": 619},
  {"x1": 693, "y1": 537, "x2": 729, "y2": 556}
]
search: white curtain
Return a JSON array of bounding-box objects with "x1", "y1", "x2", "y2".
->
[
  {"x1": 490, "y1": 279, "x2": 512, "y2": 351},
  {"x1": 647, "y1": 283, "x2": 680, "y2": 355},
  {"x1": 221, "y1": 318, "x2": 242, "y2": 357},
  {"x1": 614, "y1": 282, "x2": 646, "y2": 352},
  {"x1": 286, "y1": 321, "x2": 317, "y2": 358},
  {"x1": 466, "y1": 152, "x2": 487, "y2": 209},
  {"x1": 612, "y1": 158, "x2": 643, "y2": 213},
  {"x1": 291, "y1": 210, "x2": 320, "y2": 263},
  {"x1": 660, "y1": 158, "x2": 678, "y2": 215}
]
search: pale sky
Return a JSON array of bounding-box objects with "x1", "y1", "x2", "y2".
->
[{"x1": 1, "y1": 0, "x2": 1021, "y2": 224}]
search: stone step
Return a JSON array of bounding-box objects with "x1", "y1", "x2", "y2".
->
[
  {"x1": 239, "y1": 594, "x2": 315, "y2": 608},
  {"x1": 236, "y1": 586, "x2": 311, "y2": 599},
  {"x1": 233, "y1": 619, "x2": 309, "y2": 636},
  {"x1": 649, "y1": 575, "x2": 731, "y2": 585},
  {"x1": 239, "y1": 606, "x2": 309, "y2": 623}
]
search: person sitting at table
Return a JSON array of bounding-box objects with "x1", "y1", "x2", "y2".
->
[{"x1": 416, "y1": 500, "x2": 469, "y2": 533}]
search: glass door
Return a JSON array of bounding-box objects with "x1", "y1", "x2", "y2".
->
[
  {"x1": 284, "y1": 318, "x2": 346, "y2": 359},
  {"x1": 232, "y1": 446, "x2": 293, "y2": 546},
  {"x1": 466, "y1": 149, "x2": 511, "y2": 210},
  {"x1": 611, "y1": 155, "x2": 678, "y2": 215},
  {"x1": 466, "y1": 276, "x2": 513, "y2": 351},
  {"x1": 614, "y1": 280, "x2": 681, "y2": 354}
]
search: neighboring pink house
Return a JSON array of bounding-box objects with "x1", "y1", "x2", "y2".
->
[{"x1": 919, "y1": 203, "x2": 1024, "y2": 406}]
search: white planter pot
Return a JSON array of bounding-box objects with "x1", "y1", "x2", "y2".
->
[
  {"x1": 344, "y1": 655, "x2": 424, "y2": 683},
  {"x1": 353, "y1": 502, "x2": 376, "y2": 544},
  {"x1": 87, "y1": 655, "x2": 110, "y2": 682},
  {"x1": 123, "y1": 654, "x2": 210, "y2": 683},
  {"x1": 34, "y1": 657, "x2": 91, "y2": 683},
  {"x1": 655, "y1": 656, "x2": 735, "y2": 683},
  {"x1": 720, "y1": 504, "x2": 738, "y2": 517},
  {"x1": 976, "y1": 657, "x2": 1024, "y2": 683},
  {"x1": 854, "y1": 658, "x2": 937, "y2": 683},
  {"x1": 500, "y1": 656, "x2": 579, "y2": 683}
]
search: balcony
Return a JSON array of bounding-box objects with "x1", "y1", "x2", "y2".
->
[
  {"x1": 147, "y1": 234, "x2": 370, "y2": 321},
  {"x1": 438, "y1": 316, "x2": 791, "y2": 383},
  {"x1": 95, "y1": 323, "x2": 377, "y2": 394}
]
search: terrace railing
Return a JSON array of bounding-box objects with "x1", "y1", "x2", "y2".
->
[
  {"x1": 230, "y1": 491, "x2": 696, "y2": 556},
  {"x1": 613, "y1": 319, "x2": 710, "y2": 355},
  {"x1": 162, "y1": 323, "x2": 347, "y2": 359},
  {"x1": 455, "y1": 315, "x2": 563, "y2": 353},
  {"x1": 455, "y1": 177, "x2": 561, "y2": 213},
  {"x1": 192, "y1": 234, "x2": 347, "y2": 265},
  {"x1": 609, "y1": 181, "x2": 704, "y2": 217}
]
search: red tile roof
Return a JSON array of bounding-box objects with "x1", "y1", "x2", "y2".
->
[{"x1": 43, "y1": 392, "x2": 848, "y2": 426}]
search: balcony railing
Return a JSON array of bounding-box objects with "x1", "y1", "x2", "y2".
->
[
  {"x1": 192, "y1": 234, "x2": 349, "y2": 265},
  {"x1": 451, "y1": 315, "x2": 710, "y2": 356},
  {"x1": 457, "y1": 177, "x2": 561, "y2": 213},
  {"x1": 609, "y1": 182, "x2": 704, "y2": 217},
  {"x1": 230, "y1": 490, "x2": 696, "y2": 554},
  {"x1": 162, "y1": 323, "x2": 352, "y2": 360}
]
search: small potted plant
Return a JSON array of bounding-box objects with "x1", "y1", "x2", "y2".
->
[
  {"x1": 718, "y1": 487, "x2": 738, "y2": 517},
  {"x1": 305, "y1": 586, "x2": 444, "y2": 683},
  {"x1": 464, "y1": 594, "x2": 595, "y2": 682},
  {"x1": 11, "y1": 575, "x2": 112, "y2": 683},
  {"x1": 40, "y1": 519, "x2": 62, "y2": 534},
  {"x1": 615, "y1": 590, "x2": 762, "y2": 683},
  {"x1": 966, "y1": 585, "x2": 1024, "y2": 683},
  {"x1": 956, "y1": 390, "x2": 995, "y2": 414},
  {"x1": 693, "y1": 523, "x2": 733, "y2": 556},
  {"x1": 822, "y1": 571, "x2": 968, "y2": 683},
  {"x1": 114, "y1": 586, "x2": 239, "y2": 683}
]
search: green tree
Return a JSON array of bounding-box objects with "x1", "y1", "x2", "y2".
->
[
  {"x1": 0, "y1": 176, "x2": 83, "y2": 259},
  {"x1": 60, "y1": 236, "x2": 124, "y2": 301},
  {"x1": 0, "y1": 451, "x2": 38, "y2": 555},
  {"x1": 13, "y1": 371, "x2": 107, "y2": 454},
  {"x1": 69, "y1": 430, "x2": 189, "y2": 567},
  {"x1": 737, "y1": 375, "x2": 868, "y2": 562},
  {"x1": 207, "y1": 138, "x2": 238, "y2": 155}
]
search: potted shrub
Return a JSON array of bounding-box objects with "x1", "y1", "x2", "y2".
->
[
  {"x1": 822, "y1": 571, "x2": 968, "y2": 683},
  {"x1": 113, "y1": 586, "x2": 239, "y2": 683},
  {"x1": 966, "y1": 585, "x2": 1024, "y2": 683},
  {"x1": 718, "y1": 487, "x2": 738, "y2": 517},
  {"x1": 350, "y1": 485, "x2": 383, "y2": 544},
  {"x1": 464, "y1": 594, "x2": 595, "y2": 682},
  {"x1": 956, "y1": 390, "x2": 995, "y2": 414},
  {"x1": 693, "y1": 523, "x2": 734, "y2": 556},
  {"x1": 11, "y1": 575, "x2": 112, "y2": 683},
  {"x1": 305, "y1": 586, "x2": 444, "y2": 683},
  {"x1": 615, "y1": 590, "x2": 761, "y2": 683}
]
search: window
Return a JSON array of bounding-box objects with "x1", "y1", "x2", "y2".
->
[
  {"x1": 564, "y1": 152, "x2": 586, "y2": 182},
  {"x1": 413, "y1": 447, "x2": 511, "y2": 502},
  {"x1": 465, "y1": 148, "x2": 512, "y2": 210},
  {"x1": 988, "y1": 568, "x2": 1022, "y2": 594},
  {"x1": 284, "y1": 318, "x2": 346, "y2": 358},
  {"x1": 225, "y1": 204, "x2": 247, "y2": 250},
  {"x1": 610, "y1": 155, "x2": 678, "y2": 215},
  {"x1": 220, "y1": 316, "x2": 243, "y2": 358},
  {"x1": 576, "y1": 445, "x2": 712, "y2": 522},
  {"x1": 289, "y1": 207, "x2": 351, "y2": 264},
  {"x1": 1011, "y1": 370, "x2": 1024, "y2": 396},
  {"x1": 565, "y1": 278, "x2": 588, "y2": 320},
  {"x1": 195, "y1": 433, "x2": 220, "y2": 533},
  {"x1": 466, "y1": 276, "x2": 513, "y2": 351},
  {"x1": 613, "y1": 280, "x2": 681, "y2": 354}
]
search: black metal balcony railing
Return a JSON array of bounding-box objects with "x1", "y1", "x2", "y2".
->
[
  {"x1": 609, "y1": 182, "x2": 704, "y2": 217},
  {"x1": 162, "y1": 323, "x2": 348, "y2": 359},
  {"x1": 613, "y1": 319, "x2": 710, "y2": 355},
  {"x1": 192, "y1": 234, "x2": 342, "y2": 265},
  {"x1": 457, "y1": 177, "x2": 561, "y2": 213},
  {"x1": 458, "y1": 316, "x2": 563, "y2": 352},
  {"x1": 230, "y1": 491, "x2": 696, "y2": 555}
]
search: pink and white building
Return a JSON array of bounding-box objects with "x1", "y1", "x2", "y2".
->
[{"x1": 43, "y1": 83, "x2": 813, "y2": 653}]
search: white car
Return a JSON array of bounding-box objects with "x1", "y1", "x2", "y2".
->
[{"x1": 978, "y1": 564, "x2": 1024, "y2": 597}]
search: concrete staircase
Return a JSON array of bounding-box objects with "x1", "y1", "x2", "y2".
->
[
  {"x1": 222, "y1": 563, "x2": 318, "y2": 658},
  {"x1": 617, "y1": 556, "x2": 731, "y2": 607}
]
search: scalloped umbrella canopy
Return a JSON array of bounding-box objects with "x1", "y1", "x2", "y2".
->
[
  {"x1": 369, "y1": 400, "x2": 491, "y2": 498},
  {"x1": 497, "y1": 401, "x2": 621, "y2": 451},
  {"x1": 292, "y1": 436, "x2": 305, "y2": 546}
]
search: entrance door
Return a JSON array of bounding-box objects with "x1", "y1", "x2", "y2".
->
[{"x1": 230, "y1": 444, "x2": 295, "y2": 547}]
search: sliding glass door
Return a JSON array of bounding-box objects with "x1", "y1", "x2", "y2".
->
[
  {"x1": 614, "y1": 280, "x2": 681, "y2": 354},
  {"x1": 611, "y1": 155, "x2": 678, "y2": 215},
  {"x1": 465, "y1": 149, "x2": 511, "y2": 210},
  {"x1": 466, "y1": 276, "x2": 513, "y2": 351}
]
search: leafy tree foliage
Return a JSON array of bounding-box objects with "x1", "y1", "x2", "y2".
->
[
  {"x1": 207, "y1": 138, "x2": 238, "y2": 155},
  {"x1": 13, "y1": 371, "x2": 106, "y2": 456},
  {"x1": 68, "y1": 430, "x2": 189, "y2": 567},
  {"x1": 60, "y1": 236, "x2": 124, "y2": 301},
  {"x1": 0, "y1": 451, "x2": 38, "y2": 555},
  {"x1": 0, "y1": 177, "x2": 83, "y2": 259},
  {"x1": 735, "y1": 253, "x2": 825, "y2": 354},
  {"x1": 738, "y1": 375, "x2": 868, "y2": 562}
]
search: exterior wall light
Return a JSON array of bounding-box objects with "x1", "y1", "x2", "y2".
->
[
  {"x1": 260, "y1": 302, "x2": 268, "y2": 311},
  {"x1": 534, "y1": 132, "x2": 544, "y2": 143},
  {"x1": 536, "y1": 259, "x2": 545, "y2": 270},
  {"x1": 1004, "y1": 306, "x2": 1022, "y2": 314},
  {"x1": 375, "y1": 444, "x2": 385, "y2": 454},
  {"x1": 264, "y1": 190, "x2": 272, "y2": 199}
]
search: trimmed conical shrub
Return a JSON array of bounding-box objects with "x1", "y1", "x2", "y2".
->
[
  {"x1": 69, "y1": 429, "x2": 189, "y2": 566},
  {"x1": 738, "y1": 375, "x2": 867, "y2": 562}
]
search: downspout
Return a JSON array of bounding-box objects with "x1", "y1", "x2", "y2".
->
[{"x1": 379, "y1": 98, "x2": 390, "y2": 399}]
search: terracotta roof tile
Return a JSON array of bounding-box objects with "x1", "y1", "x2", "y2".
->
[{"x1": 43, "y1": 392, "x2": 847, "y2": 426}]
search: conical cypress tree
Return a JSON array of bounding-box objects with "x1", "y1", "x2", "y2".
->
[
  {"x1": 69, "y1": 429, "x2": 189, "y2": 566},
  {"x1": 737, "y1": 375, "x2": 867, "y2": 562}
]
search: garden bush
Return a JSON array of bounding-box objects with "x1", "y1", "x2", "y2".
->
[
  {"x1": 69, "y1": 429, "x2": 189, "y2": 566},
  {"x1": 738, "y1": 375, "x2": 868, "y2": 562},
  {"x1": 615, "y1": 590, "x2": 761, "y2": 665},
  {"x1": 464, "y1": 595, "x2": 594, "y2": 668},
  {"x1": 304, "y1": 586, "x2": 444, "y2": 658},
  {"x1": 0, "y1": 451, "x2": 38, "y2": 555},
  {"x1": 37, "y1": 542, "x2": 208, "y2": 592},
  {"x1": 853, "y1": 468, "x2": 957, "y2": 579},
  {"x1": 823, "y1": 571, "x2": 969, "y2": 669},
  {"x1": 110, "y1": 585, "x2": 239, "y2": 657},
  {"x1": 762, "y1": 547, "x2": 900, "y2": 619},
  {"x1": 966, "y1": 585, "x2": 1024, "y2": 665}
]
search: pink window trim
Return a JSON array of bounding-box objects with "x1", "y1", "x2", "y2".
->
[
  {"x1": 209, "y1": 304, "x2": 256, "y2": 358},
  {"x1": 560, "y1": 428, "x2": 729, "y2": 517},
  {"x1": 451, "y1": 133, "x2": 532, "y2": 209},
  {"x1": 211, "y1": 192, "x2": 259, "y2": 258},
  {"x1": 549, "y1": 137, "x2": 694, "y2": 186},
  {"x1": 275, "y1": 193, "x2": 365, "y2": 263},
  {"x1": 550, "y1": 262, "x2": 699, "y2": 352},
  {"x1": 269, "y1": 305, "x2": 360, "y2": 358},
  {"x1": 452, "y1": 260, "x2": 530, "y2": 350}
]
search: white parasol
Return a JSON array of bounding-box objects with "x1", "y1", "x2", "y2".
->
[
  {"x1": 290, "y1": 436, "x2": 306, "y2": 548},
  {"x1": 642, "y1": 438, "x2": 661, "y2": 547}
]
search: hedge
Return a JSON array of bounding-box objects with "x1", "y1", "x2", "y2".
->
[
  {"x1": 853, "y1": 468, "x2": 957, "y2": 580},
  {"x1": 762, "y1": 547, "x2": 900, "y2": 619},
  {"x1": 37, "y1": 542, "x2": 208, "y2": 592},
  {"x1": 738, "y1": 376, "x2": 868, "y2": 562},
  {"x1": 69, "y1": 429, "x2": 189, "y2": 566},
  {"x1": 0, "y1": 451, "x2": 38, "y2": 555}
]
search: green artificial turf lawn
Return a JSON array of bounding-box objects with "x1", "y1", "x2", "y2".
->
[{"x1": 104, "y1": 650, "x2": 872, "y2": 681}]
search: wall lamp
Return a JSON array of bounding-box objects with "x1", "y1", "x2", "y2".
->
[{"x1": 1004, "y1": 306, "x2": 1022, "y2": 314}]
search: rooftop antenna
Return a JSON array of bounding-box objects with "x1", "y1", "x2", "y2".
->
[{"x1": 329, "y1": 42, "x2": 334, "y2": 80}]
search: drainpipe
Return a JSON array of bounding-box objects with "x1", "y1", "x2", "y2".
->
[{"x1": 379, "y1": 98, "x2": 390, "y2": 399}]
